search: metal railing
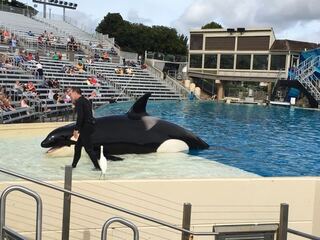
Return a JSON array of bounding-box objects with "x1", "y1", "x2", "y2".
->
[
  {"x1": 101, "y1": 217, "x2": 139, "y2": 240},
  {"x1": 86, "y1": 64, "x2": 133, "y2": 100},
  {"x1": 0, "y1": 185, "x2": 43, "y2": 240},
  {"x1": 0, "y1": 168, "x2": 320, "y2": 240},
  {"x1": 146, "y1": 51, "x2": 188, "y2": 63},
  {"x1": 294, "y1": 55, "x2": 320, "y2": 101},
  {"x1": 0, "y1": 167, "x2": 217, "y2": 238},
  {"x1": 145, "y1": 60, "x2": 189, "y2": 99}
]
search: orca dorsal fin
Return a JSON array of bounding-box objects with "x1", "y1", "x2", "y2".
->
[{"x1": 127, "y1": 93, "x2": 151, "y2": 119}]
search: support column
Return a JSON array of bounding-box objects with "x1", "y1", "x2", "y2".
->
[
  {"x1": 181, "y1": 203, "x2": 192, "y2": 240},
  {"x1": 267, "y1": 82, "x2": 272, "y2": 100},
  {"x1": 278, "y1": 203, "x2": 289, "y2": 240},
  {"x1": 216, "y1": 80, "x2": 225, "y2": 100},
  {"x1": 43, "y1": 1, "x2": 47, "y2": 18},
  {"x1": 61, "y1": 165, "x2": 73, "y2": 240},
  {"x1": 63, "y1": 7, "x2": 66, "y2": 21}
]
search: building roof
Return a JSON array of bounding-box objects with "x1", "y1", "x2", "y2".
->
[{"x1": 270, "y1": 40, "x2": 319, "y2": 52}]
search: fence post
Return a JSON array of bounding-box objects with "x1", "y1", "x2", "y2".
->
[
  {"x1": 278, "y1": 203, "x2": 289, "y2": 240},
  {"x1": 181, "y1": 203, "x2": 192, "y2": 240},
  {"x1": 61, "y1": 165, "x2": 73, "y2": 240}
]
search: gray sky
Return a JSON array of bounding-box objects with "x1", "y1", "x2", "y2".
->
[{"x1": 30, "y1": 0, "x2": 320, "y2": 43}]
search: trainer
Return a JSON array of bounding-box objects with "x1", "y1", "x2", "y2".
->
[{"x1": 69, "y1": 87, "x2": 100, "y2": 170}]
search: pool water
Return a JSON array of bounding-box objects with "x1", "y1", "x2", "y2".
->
[{"x1": 96, "y1": 101, "x2": 320, "y2": 177}]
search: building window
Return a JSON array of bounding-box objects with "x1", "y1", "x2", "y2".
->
[
  {"x1": 204, "y1": 54, "x2": 217, "y2": 69},
  {"x1": 236, "y1": 55, "x2": 251, "y2": 69},
  {"x1": 190, "y1": 54, "x2": 203, "y2": 68},
  {"x1": 190, "y1": 34, "x2": 203, "y2": 50},
  {"x1": 220, "y1": 54, "x2": 234, "y2": 69},
  {"x1": 253, "y1": 55, "x2": 268, "y2": 70},
  {"x1": 270, "y1": 55, "x2": 286, "y2": 70}
]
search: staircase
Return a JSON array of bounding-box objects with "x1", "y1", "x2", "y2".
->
[{"x1": 294, "y1": 55, "x2": 320, "y2": 102}]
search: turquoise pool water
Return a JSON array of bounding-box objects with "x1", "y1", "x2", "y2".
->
[{"x1": 96, "y1": 101, "x2": 320, "y2": 177}]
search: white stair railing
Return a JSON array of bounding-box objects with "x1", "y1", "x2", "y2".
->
[{"x1": 294, "y1": 55, "x2": 320, "y2": 101}]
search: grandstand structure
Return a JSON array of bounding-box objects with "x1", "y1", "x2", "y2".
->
[{"x1": 0, "y1": 11, "x2": 186, "y2": 124}]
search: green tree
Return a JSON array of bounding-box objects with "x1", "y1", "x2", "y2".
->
[
  {"x1": 201, "y1": 21, "x2": 223, "y2": 29},
  {"x1": 96, "y1": 13, "x2": 188, "y2": 56},
  {"x1": 3, "y1": 0, "x2": 38, "y2": 15}
]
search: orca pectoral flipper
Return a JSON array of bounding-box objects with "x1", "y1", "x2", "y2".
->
[{"x1": 106, "y1": 155, "x2": 123, "y2": 161}]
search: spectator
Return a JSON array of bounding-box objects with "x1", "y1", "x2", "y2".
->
[
  {"x1": 62, "y1": 89, "x2": 71, "y2": 103},
  {"x1": 14, "y1": 80, "x2": 24, "y2": 94},
  {"x1": 103, "y1": 52, "x2": 109, "y2": 62},
  {"x1": 76, "y1": 62, "x2": 84, "y2": 73},
  {"x1": 35, "y1": 52, "x2": 40, "y2": 62},
  {"x1": 52, "y1": 52, "x2": 59, "y2": 60},
  {"x1": 53, "y1": 92, "x2": 64, "y2": 104},
  {"x1": 125, "y1": 68, "x2": 133, "y2": 75},
  {"x1": 110, "y1": 47, "x2": 116, "y2": 55},
  {"x1": 89, "y1": 90, "x2": 97, "y2": 99},
  {"x1": 20, "y1": 97, "x2": 30, "y2": 108},
  {"x1": 27, "y1": 52, "x2": 33, "y2": 61},
  {"x1": 36, "y1": 62, "x2": 44, "y2": 79},
  {"x1": 87, "y1": 76, "x2": 100, "y2": 86},
  {"x1": 25, "y1": 81, "x2": 36, "y2": 93},
  {"x1": 37, "y1": 35, "x2": 43, "y2": 45},
  {"x1": 57, "y1": 51, "x2": 62, "y2": 60},
  {"x1": 48, "y1": 89, "x2": 54, "y2": 100},
  {"x1": 10, "y1": 37, "x2": 17, "y2": 52},
  {"x1": 0, "y1": 93, "x2": 15, "y2": 111},
  {"x1": 0, "y1": 61, "x2": 6, "y2": 73},
  {"x1": 4, "y1": 60, "x2": 12, "y2": 68},
  {"x1": 27, "y1": 30, "x2": 34, "y2": 36}
]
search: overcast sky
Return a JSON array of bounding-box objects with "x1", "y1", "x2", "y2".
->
[{"x1": 31, "y1": 0, "x2": 320, "y2": 43}]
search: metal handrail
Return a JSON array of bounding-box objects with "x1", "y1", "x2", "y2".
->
[
  {"x1": 146, "y1": 62, "x2": 189, "y2": 98},
  {"x1": 288, "y1": 228, "x2": 320, "y2": 240},
  {"x1": 0, "y1": 185, "x2": 43, "y2": 240},
  {"x1": 101, "y1": 217, "x2": 139, "y2": 240},
  {"x1": 0, "y1": 167, "x2": 216, "y2": 237}
]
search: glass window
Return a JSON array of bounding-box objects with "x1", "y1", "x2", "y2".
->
[
  {"x1": 220, "y1": 54, "x2": 234, "y2": 69},
  {"x1": 253, "y1": 55, "x2": 268, "y2": 70},
  {"x1": 189, "y1": 54, "x2": 203, "y2": 68},
  {"x1": 236, "y1": 55, "x2": 251, "y2": 69},
  {"x1": 270, "y1": 55, "x2": 286, "y2": 70},
  {"x1": 204, "y1": 54, "x2": 217, "y2": 69}
]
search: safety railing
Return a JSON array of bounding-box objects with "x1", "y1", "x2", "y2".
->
[
  {"x1": 0, "y1": 167, "x2": 320, "y2": 240},
  {"x1": 0, "y1": 185, "x2": 43, "y2": 240},
  {"x1": 294, "y1": 55, "x2": 320, "y2": 101},
  {"x1": 101, "y1": 217, "x2": 139, "y2": 240},
  {"x1": 0, "y1": 167, "x2": 217, "y2": 239},
  {"x1": 145, "y1": 60, "x2": 189, "y2": 99},
  {"x1": 86, "y1": 64, "x2": 134, "y2": 100}
]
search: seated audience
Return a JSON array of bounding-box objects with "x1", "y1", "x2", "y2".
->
[
  {"x1": 52, "y1": 52, "x2": 59, "y2": 60},
  {"x1": 14, "y1": 80, "x2": 24, "y2": 94},
  {"x1": 20, "y1": 97, "x2": 30, "y2": 108}
]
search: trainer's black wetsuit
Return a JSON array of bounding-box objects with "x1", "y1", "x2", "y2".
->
[{"x1": 72, "y1": 95, "x2": 100, "y2": 169}]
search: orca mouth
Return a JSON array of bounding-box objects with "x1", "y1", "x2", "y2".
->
[{"x1": 47, "y1": 146, "x2": 63, "y2": 153}]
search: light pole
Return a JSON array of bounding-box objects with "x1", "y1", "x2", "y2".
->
[{"x1": 32, "y1": 0, "x2": 77, "y2": 20}]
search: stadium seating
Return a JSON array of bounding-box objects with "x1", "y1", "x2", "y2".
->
[{"x1": 0, "y1": 11, "x2": 185, "y2": 123}]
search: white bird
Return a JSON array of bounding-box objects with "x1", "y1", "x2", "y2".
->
[{"x1": 99, "y1": 146, "x2": 108, "y2": 180}]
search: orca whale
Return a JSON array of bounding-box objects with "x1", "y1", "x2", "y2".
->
[{"x1": 41, "y1": 93, "x2": 209, "y2": 156}]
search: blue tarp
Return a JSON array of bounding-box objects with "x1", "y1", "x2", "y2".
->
[{"x1": 300, "y1": 48, "x2": 320, "y2": 62}]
